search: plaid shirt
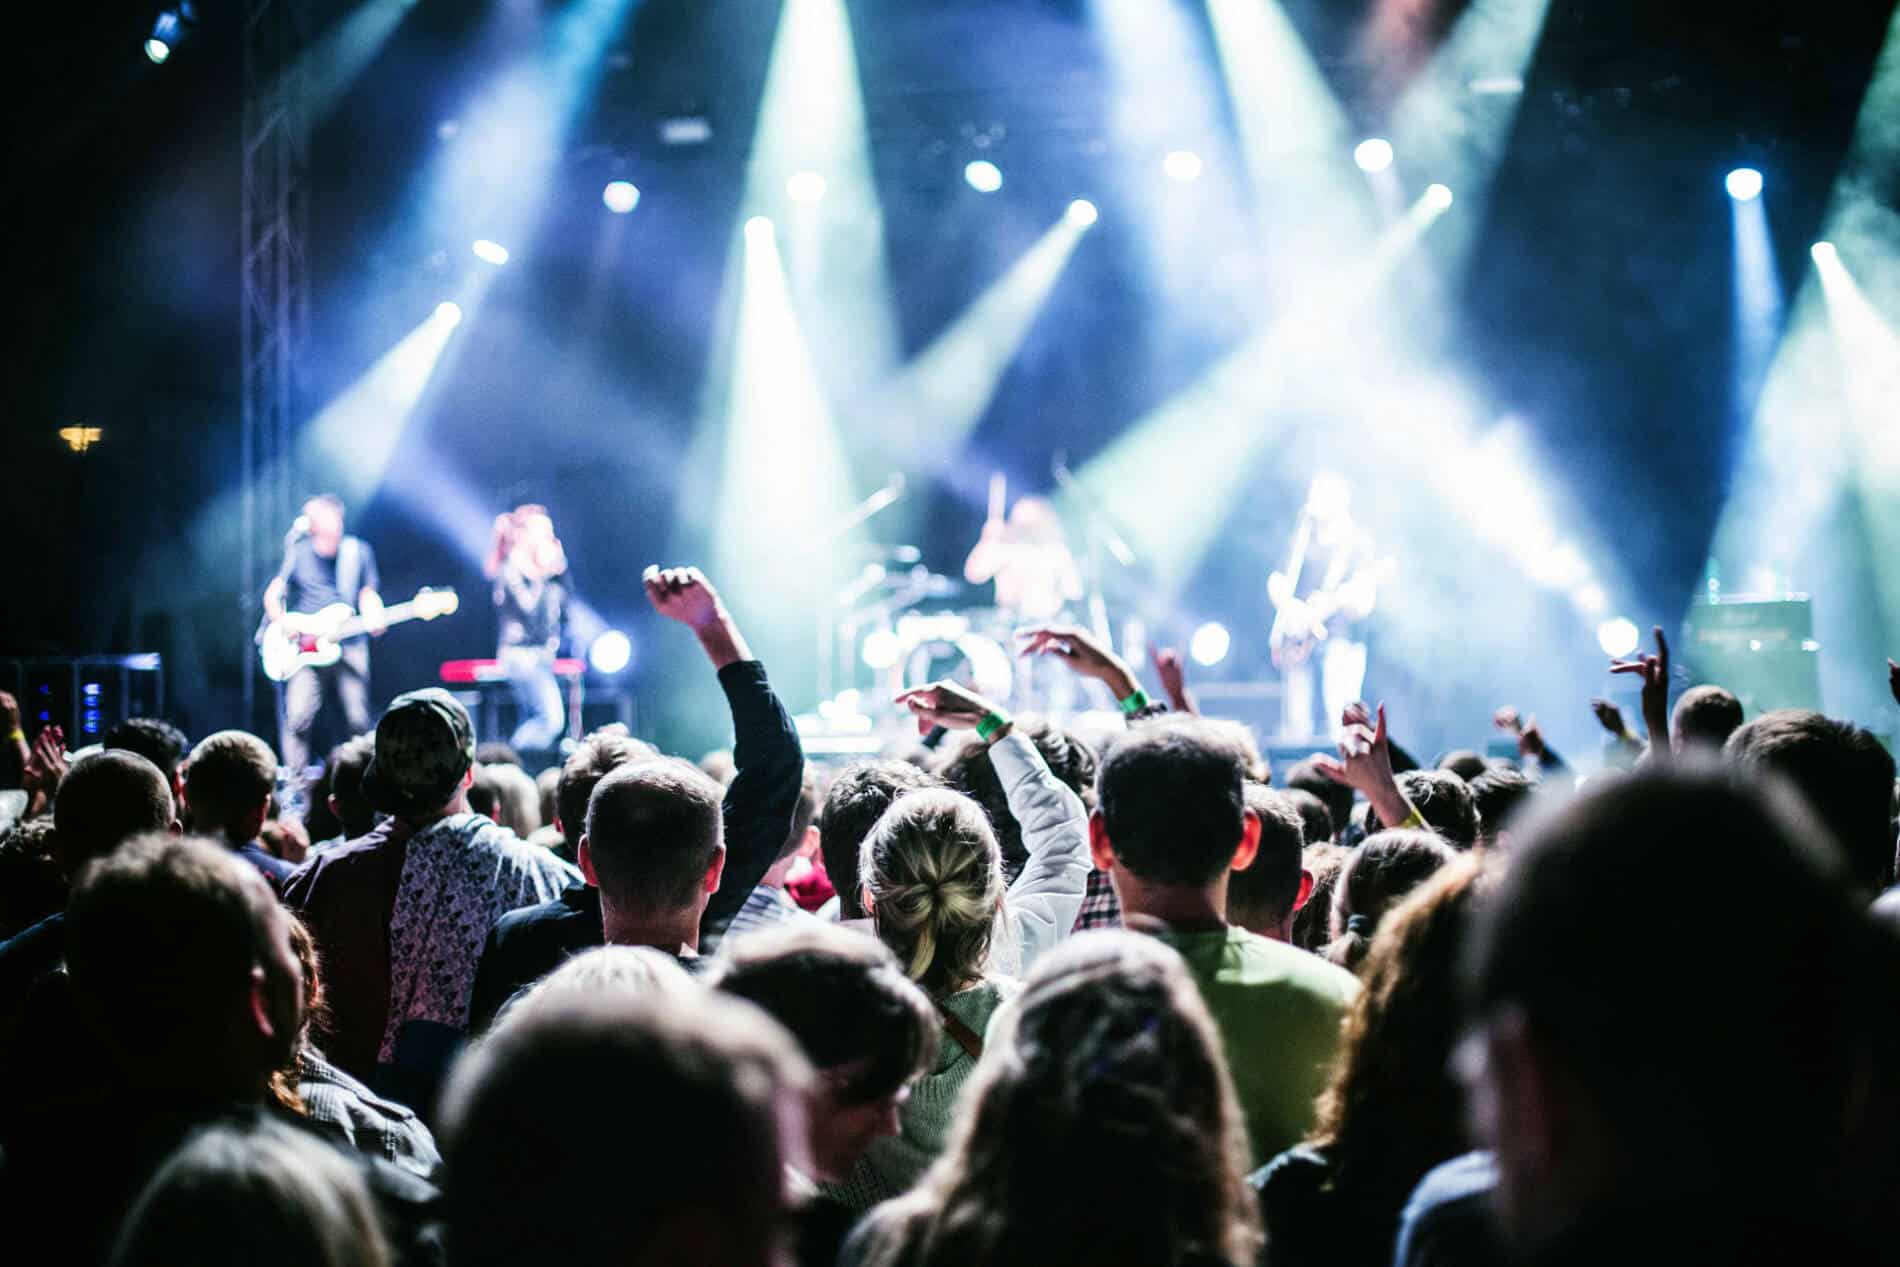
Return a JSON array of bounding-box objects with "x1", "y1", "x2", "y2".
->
[
  {"x1": 721, "y1": 883, "x2": 823, "y2": 946},
  {"x1": 298, "y1": 1047, "x2": 442, "y2": 1180},
  {"x1": 1072, "y1": 867, "x2": 1122, "y2": 932}
]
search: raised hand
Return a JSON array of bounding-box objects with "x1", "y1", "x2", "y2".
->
[
  {"x1": 644, "y1": 565, "x2": 751, "y2": 669},
  {"x1": 1609, "y1": 626, "x2": 1671, "y2": 752},
  {"x1": 1590, "y1": 698, "x2": 1630, "y2": 737},
  {"x1": 894, "y1": 680, "x2": 1005, "y2": 738},
  {"x1": 1889, "y1": 658, "x2": 1899, "y2": 708},
  {"x1": 0, "y1": 690, "x2": 20, "y2": 736},
  {"x1": 1151, "y1": 646, "x2": 1195, "y2": 714},
  {"x1": 1015, "y1": 625, "x2": 1139, "y2": 701},
  {"x1": 23, "y1": 724, "x2": 68, "y2": 801},
  {"x1": 1310, "y1": 703, "x2": 1412, "y2": 829}
]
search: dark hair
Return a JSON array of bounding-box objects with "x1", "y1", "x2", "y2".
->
[
  {"x1": 1281, "y1": 788, "x2": 1335, "y2": 846},
  {"x1": 0, "y1": 816, "x2": 67, "y2": 938},
  {"x1": 1285, "y1": 757, "x2": 1353, "y2": 840},
  {"x1": 854, "y1": 932, "x2": 1261, "y2": 1267},
  {"x1": 1292, "y1": 843, "x2": 1348, "y2": 954},
  {"x1": 1290, "y1": 858, "x2": 1490, "y2": 1260},
  {"x1": 110, "y1": 1118, "x2": 392, "y2": 1267},
  {"x1": 1467, "y1": 768, "x2": 1880, "y2": 1197},
  {"x1": 556, "y1": 729, "x2": 659, "y2": 851},
  {"x1": 769, "y1": 764, "x2": 823, "y2": 867},
  {"x1": 102, "y1": 718, "x2": 190, "y2": 786},
  {"x1": 439, "y1": 992, "x2": 809, "y2": 1267},
  {"x1": 1671, "y1": 684, "x2": 1743, "y2": 754},
  {"x1": 475, "y1": 742, "x2": 524, "y2": 770},
  {"x1": 1468, "y1": 766, "x2": 1535, "y2": 843},
  {"x1": 1365, "y1": 769, "x2": 1480, "y2": 850},
  {"x1": 939, "y1": 720, "x2": 1096, "y2": 880},
  {"x1": 1326, "y1": 830, "x2": 1455, "y2": 973},
  {"x1": 185, "y1": 731, "x2": 278, "y2": 840},
  {"x1": 819, "y1": 760, "x2": 942, "y2": 919},
  {"x1": 710, "y1": 922, "x2": 938, "y2": 1103},
  {"x1": 326, "y1": 736, "x2": 377, "y2": 840},
  {"x1": 583, "y1": 759, "x2": 724, "y2": 914},
  {"x1": 65, "y1": 833, "x2": 298, "y2": 1090},
  {"x1": 1435, "y1": 750, "x2": 1489, "y2": 782},
  {"x1": 1096, "y1": 720, "x2": 1250, "y2": 887},
  {"x1": 1724, "y1": 710, "x2": 1896, "y2": 895},
  {"x1": 1229, "y1": 784, "x2": 1306, "y2": 931},
  {"x1": 54, "y1": 749, "x2": 175, "y2": 875}
]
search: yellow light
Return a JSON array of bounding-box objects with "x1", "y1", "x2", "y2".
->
[{"x1": 59, "y1": 426, "x2": 103, "y2": 453}]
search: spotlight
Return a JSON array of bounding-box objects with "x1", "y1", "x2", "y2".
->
[
  {"x1": 860, "y1": 628, "x2": 902, "y2": 670},
  {"x1": 1354, "y1": 138, "x2": 1394, "y2": 173},
  {"x1": 1189, "y1": 622, "x2": 1231, "y2": 668},
  {"x1": 786, "y1": 171, "x2": 828, "y2": 204},
  {"x1": 434, "y1": 301, "x2": 463, "y2": 327},
  {"x1": 1424, "y1": 183, "x2": 1454, "y2": 210},
  {"x1": 1066, "y1": 199, "x2": 1099, "y2": 228},
  {"x1": 146, "y1": 5, "x2": 193, "y2": 64},
  {"x1": 1596, "y1": 618, "x2": 1640, "y2": 659},
  {"x1": 1724, "y1": 167, "x2": 1763, "y2": 202},
  {"x1": 964, "y1": 160, "x2": 1003, "y2": 193},
  {"x1": 588, "y1": 630, "x2": 633, "y2": 675},
  {"x1": 744, "y1": 215, "x2": 776, "y2": 245},
  {"x1": 602, "y1": 181, "x2": 641, "y2": 214},
  {"x1": 1811, "y1": 241, "x2": 1837, "y2": 265},
  {"x1": 1163, "y1": 150, "x2": 1203, "y2": 183},
  {"x1": 471, "y1": 239, "x2": 510, "y2": 266}
]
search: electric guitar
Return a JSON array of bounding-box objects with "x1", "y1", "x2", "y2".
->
[{"x1": 259, "y1": 588, "x2": 460, "y2": 682}]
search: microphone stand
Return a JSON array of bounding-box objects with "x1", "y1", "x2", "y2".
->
[{"x1": 800, "y1": 475, "x2": 908, "y2": 704}]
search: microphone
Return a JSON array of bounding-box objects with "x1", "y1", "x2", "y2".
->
[{"x1": 291, "y1": 515, "x2": 311, "y2": 538}]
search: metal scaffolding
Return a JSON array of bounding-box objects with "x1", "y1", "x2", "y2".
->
[{"x1": 240, "y1": 0, "x2": 308, "y2": 728}]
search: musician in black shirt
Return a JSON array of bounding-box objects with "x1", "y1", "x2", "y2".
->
[
  {"x1": 486, "y1": 504, "x2": 568, "y2": 754},
  {"x1": 263, "y1": 494, "x2": 385, "y2": 775}
]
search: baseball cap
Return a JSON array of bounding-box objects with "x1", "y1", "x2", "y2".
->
[{"x1": 363, "y1": 688, "x2": 477, "y2": 816}]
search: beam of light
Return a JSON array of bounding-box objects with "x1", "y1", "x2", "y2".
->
[
  {"x1": 1387, "y1": 0, "x2": 1551, "y2": 277},
  {"x1": 1206, "y1": 0, "x2": 1378, "y2": 289},
  {"x1": 284, "y1": 0, "x2": 420, "y2": 124},
  {"x1": 1725, "y1": 167, "x2": 1764, "y2": 202},
  {"x1": 855, "y1": 209, "x2": 1092, "y2": 473},
  {"x1": 1707, "y1": 5, "x2": 1900, "y2": 719},
  {"x1": 744, "y1": 0, "x2": 898, "y2": 408},
  {"x1": 706, "y1": 217, "x2": 864, "y2": 687},
  {"x1": 298, "y1": 301, "x2": 466, "y2": 506},
  {"x1": 1730, "y1": 191, "x2": 1783, "y2": 417},
  {"x1": 1066, "y1": 199, "x2": 1099, "y2": 227},
  {"x1": 1064, "y1": 188, "x2": 1454, "y2": 596}
]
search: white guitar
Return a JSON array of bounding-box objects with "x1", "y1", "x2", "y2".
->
[{"x1": 259, "y1": 588, "x2": 460, "y2": 682}]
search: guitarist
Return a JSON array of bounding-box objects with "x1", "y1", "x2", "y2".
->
[{"x1": 263, "y1": 493, "x2": 385, "y2": 775}]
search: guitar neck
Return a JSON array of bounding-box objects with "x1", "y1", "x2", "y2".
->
[{"x1": 333, "y1": 601, "x2": 427, "y2": 640}]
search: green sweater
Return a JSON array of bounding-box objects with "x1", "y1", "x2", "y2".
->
[{"x1": 824, "y1": 977, "x2": 1019, "y2": 1213}]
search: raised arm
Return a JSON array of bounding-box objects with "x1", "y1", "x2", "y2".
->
[
  {"x1": 643, "y1": 566, "x2": 802, "y2": 928},
  {"x1": 1311, "y1": 703, "x2": 1416, "y2": 831},
  {"x1": 1609, "y1": 625, "x2": 1671, "y2": 760},
  {"x1": 1016, "y1": 624, "x2": 1148, "y2": 712}
]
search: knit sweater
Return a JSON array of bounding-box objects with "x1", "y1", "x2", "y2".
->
[{"x1": 824, "y1": 976, "x2": 1020, "y2": 1213}]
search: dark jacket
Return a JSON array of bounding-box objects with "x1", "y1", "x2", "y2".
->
[{"x1": 465, "y1": 660, "x2": 803, "y2": 1034}]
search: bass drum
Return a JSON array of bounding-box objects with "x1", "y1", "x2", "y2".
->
[{"x1": 901, "y1": 628, "x2": 1014, "y2": 705}]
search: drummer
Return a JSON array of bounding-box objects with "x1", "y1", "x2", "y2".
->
[
  {"x1": 963, "y1": 475, "x2": 1084, "y2": 622},
  {"x1": 964, "y1": 475, "x2": 1085, "y2": 712}
]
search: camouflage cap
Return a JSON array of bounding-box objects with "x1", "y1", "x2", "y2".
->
[{"x1": 363, "y1": 688, "x2": 476, "y2": 816}]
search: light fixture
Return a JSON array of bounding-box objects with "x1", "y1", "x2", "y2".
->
[
  {"x1": 1354, "y1": 138, "x2": 1394, "y2": 173},
  {"x1": 1163, "y1": 150, "x2": 1203, "y2": 182},
  {"x1": 1066, "y1": 199, "x2": 1099, "y2": 228},
  {"x1": 1811, "y1": 241, "x2": 1837, "y2": 265},
  {"x1": 434, "y1": 301, "x2": 463, "y2": 327},
  {"x1": 471, "y1": 239, "x2": 510, "y2": 265},
  {"x1": 602, "y1": 181, "x2": 641, "y2": 214},
  {"x1": 588, "y1": 630, "x2": 633, "y2": 675},
  {"x1": 1725, "y1": 167, "x2": 1763, "y2": 202},
  {"x1": 145, "y1": 4, "x2": 195, "y2": 65},
  {"x1": 744, "y1": 215, "x2": 776, "y2": 245},
  {"x1": 786, "y1": 170, "x2": 828, "y2": 204},
  {"x1": 1596, "y1": 618, "x2": 1640, "y2": 659},
  {"x1": 1424, "y1": 183, "x2": 1454, "y2": 210},
  {"x1": 964, "y1": 160, "x2": 1003, "y2": 193},
  {"x1": 1189, "y1": 622, "x2": 1231, "y2": 668}
]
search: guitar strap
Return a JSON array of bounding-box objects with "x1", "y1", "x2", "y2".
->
[{"x1": 336, "y1": 536, "x2": 363, "y2": 611}]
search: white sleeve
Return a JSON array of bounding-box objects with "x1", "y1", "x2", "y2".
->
[{"x1": 990, "y1": 731, "x2": 1092, "y2": 975}]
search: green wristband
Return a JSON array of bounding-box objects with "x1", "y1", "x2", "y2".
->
[
  {"x1": 976, "y1": 711, "x2": 1013, "y2": 742},
  {"x1": 1117, "y1": 688, "x2": 1152, "y2": 717}
]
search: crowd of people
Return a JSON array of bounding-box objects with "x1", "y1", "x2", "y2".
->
[{"x1": 2, "y1": 569, "x2": 1898, "y2": 1267}]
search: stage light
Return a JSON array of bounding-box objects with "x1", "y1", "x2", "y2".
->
[
  {"x1": 145, "y1": 38, "x2": 172, "y2": 64},
  {"x1": 1067, "y1": 199, "x2": 1099, "y2": 227},
  {"x1": 471, "y1": 239, "x2": 510, "y2": 265},
  {"x1": 1725, "y1": 167, "x2": 1763, "y2": 202},
  {"x1": 146, "y1": 5, "x2": 193, "y2": 64},
  {"x1": 1596, "y1": 618, "x2": 1640, "y2": 659},
  {"x1": 588, "y1": 630, "x2": 633, "y2": 675},
  {"x1": 861, "y1": 628, "x2": 902, "y2": 670},
  {"x1": 434, "y1": 301, "x2": 463, "y2": 326},
  {"x1": 744, "y1": 215, "x2": 775, "y2": 245},
  {"x1": 1424, "y1": 183, "x2": 1454, "y2": 210},
  {"x1": 786, "y1": 170, "x2": 828, "y2": 203},
  {"x1": 59, "y1": 426, "x2": 104, "y2": 454},
  {"x1": 964, "y1": 160, "x2": 1003, "y2": 193},
  {"x1": 1163, "y1": 150, "x2": 1203, "y2": 182},
  {"x1": 1811, "y1": 240, "x2": 1837, "y2": 265},
  {"x1": 1354, "y1": 138, "x2": 1394, "y2": 173},
  {"x1": 1189, "y1": 622, "x2": 1231, "y2": 668},
  {"x1": 602, "y1": 180, "x2": 640, "y2": 213}
]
